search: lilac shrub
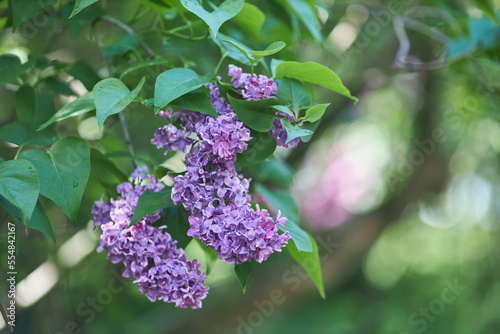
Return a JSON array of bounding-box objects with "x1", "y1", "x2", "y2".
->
[{"x1": 92, "y1": 167, "x2": 209, "y2": 308}]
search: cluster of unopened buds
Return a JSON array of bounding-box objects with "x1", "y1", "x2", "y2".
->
[{"x1": 93, "y1": 65, "x2": 296, "y2": 308}]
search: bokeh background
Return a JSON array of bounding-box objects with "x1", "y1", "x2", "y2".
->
[{"x1": 1, "y1": 0, "x2": 500, "y2": 333}]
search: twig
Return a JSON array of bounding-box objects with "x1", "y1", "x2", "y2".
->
[
  {"x1": 101, "y1": 16, "x2": 156, "y2": 59},
  {"x1": 93, "y1": 23, "x2": 138, "y2": 168},
  {"x1": 392, "y1": 15, "x2": 488, "y2": 71},
  {"x1": 0, "y1": 300, "x2": 13, "y2": 333},
  {"x1": 118, "y1": 112, "x2": 137, "y2": 168},
  {"x1": 93, "y1": 24, "x2": 113, "y2": 77}
]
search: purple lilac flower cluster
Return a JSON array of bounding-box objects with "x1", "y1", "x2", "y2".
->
[
  {"x1": 152, "y1": 65, "x2": 291, "y2": 265},
  {"x1": 228, "y1": 65, "x2": 300, "y2": 148},
  {"x1": 92, "y1": 167, "x2": 209, "y2": 308}
]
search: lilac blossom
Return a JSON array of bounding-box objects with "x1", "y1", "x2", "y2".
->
[
  {"x1": 92, "y1": 167, "x2": 209, "y2": 309},
  {"x1": 155, "y1": 65, "x2": 291, "y2": 265}
]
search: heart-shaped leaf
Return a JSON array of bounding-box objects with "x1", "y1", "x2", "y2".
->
[
  {"x1": 180, "y1": 0, "x2": 244, "y2": 38},
  {"x1": 94, "y1": 77, "x2": 145, "y2": 129},
  {"x1": 170, "y1": 91, "x2": 218, "y2": 117},
  {"x1": 154, "y1": 68, "x2": 212, "y2": 113},
  {"x1": 19, "y1": 137, "x2": 91, "y2": 225},
  {"x1": 0, "y1": 159, "x2": 40, "y2": 225}
]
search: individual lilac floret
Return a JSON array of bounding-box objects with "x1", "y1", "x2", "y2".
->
[{"x1": 92, "y1": 167, "x2": 209, "y2": 309}]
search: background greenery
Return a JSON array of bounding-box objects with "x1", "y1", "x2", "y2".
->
[{"x1": 1, "y1": 0, "x2": 500, "y2": 333}]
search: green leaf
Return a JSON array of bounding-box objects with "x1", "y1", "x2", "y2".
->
[
  {"x1": 235, "y1": 132, "x2": 276, "y2": 169},
  {"x1": 11, "y1": 0, "x2": 57, "y2": 29},
  {"x1": 472, "y1": 0, "x2": 499, "y2": 24},
  {"x1": 233, "y1": 3, "x2": 265, "y2": 39},
  {"x1": 170, "y1": 91, "x2": 218, "y2": 117},
  {"x1": 276, "y1": 61, "x2": 357, "y2": 102},
  {"x1": 102, "y1": 34, "x2": 143, "y2": 58},
  {"x1": 247, "y1": 158, "x2": 293, "y2": 186},
  {"x1": 70, "y1": 0, "x2": 99, "y2": 18},
  {"x1": 120, "y1": 58, "x2": 171, "y2": 79},
  {"x1": 254, "y1": 183, "x2": 297, "y2": 221},
  {"x1": 270, "y1": 105, "x2": 295, "y2": 119},
  {"x1": 301, "y1": 103, "x2": 330, "y2": 123},
  {"x1": 163, "y1": 205, "x2": 192, "y2": 249},
  {"x1": 15, "y1": 86, "x2": 36, "y2": 125},
  {"x1": 18, "y1": 137, "x2": 90, "y2": 225},
  {"x1": 39, "y1": 77, "x2": 77, "y2": 96},
  {"x1": 250, "y1": 41, "x2": 286, "y2": 62},
  {"x1": 154, "y1": 68, "x2": 211, "y2": 113},
  {"x1": 447, "y1": 17, "x2": 500, "y2": 56},
  {"x1": 90, "y1": 148, "x2": 128, "y2": 183},
  {"x1": 254, "y1": 183, "x2": 312, "y2": 252},
  {"x1": 216, "y1": 79, "x2": 242, "y2": 98},
  {"x1": 131, "y1": 187, "x2": 174, "y2": 225},
  {"x1": 0, "y1": 159, "x2": 39, "y2": 224},
  {"x1": 227, "y1": 95, "x2": 279, "y2": 132},
  {"x1": 68, "y1": 61, "x2": 101, "y2": 91},
  {"x1": 281, "y1": 0, "x2": 322, "y2": 42},
  {"x1": 234, "y1": 261, "x2": 255, "y2": 294},
  {"x1": 94, "y1": 77, "x2": 145, "y2": 129},
  {"x1": 28, "y1": 201, "x2": 56, "y2": 244},
  {"x1": 276, "y1": 77, "x2": 312, "y2": 112},
  {"x1": 0, "y1": 122, "x2": 29, "y2": 145},
  {"x1": 280, "y1": 118, "x2": 313, "y2": 144},
  {"x1": 0, "y1": 54, "x2": 35, "y2": 85},
  {"x1": 299, "y1": 120, "x2": 319, "y2": 143},
  {"x1": 287, "y1": 235, "x2": 325, "y2": 299},
  {"x1": 222, "y1": 39, "x2": 253, "y2": 64},
  {"x1": 281, "y1": 219, "x2": 312, "y2": 252},
  {"x1": 271, "y1": 58, "x2": 284, "y2": 78},
  {"x1": 37, "y1": 92, "x2": 95, "y2": 131},
  {"x1": 196, "y1": 239, "x2": 218, "y2": 275},
  {"x1": 65, "y1": 5, "x2": 105, "y2": 40},
  {"x1": 214, "y1": 33, "x2": 256, "y2": 66},
  {"x1": 180, "y1": 0, "x2": 244, "y2": 38}
]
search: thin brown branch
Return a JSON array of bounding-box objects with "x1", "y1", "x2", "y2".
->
[
  {"x1": 101, "y1": 16, "x2": 156, "y2": 59},
  {"x1": 0, "y1": 300, "x2": 13, "y2": 333}
]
